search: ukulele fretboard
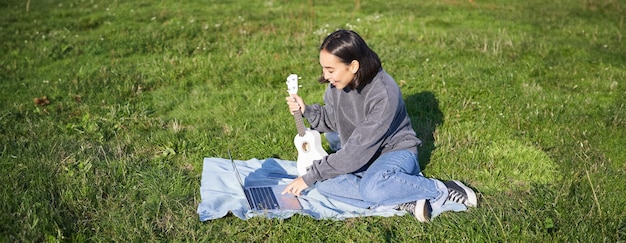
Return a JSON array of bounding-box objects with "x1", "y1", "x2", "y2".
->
[{"x1": 293, "y1": 110, "x2": 306, "y2": 137}]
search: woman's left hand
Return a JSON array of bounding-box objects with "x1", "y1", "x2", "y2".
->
[
  {"x1": 281, "y1": 177, "x2": 309, "y2": 196},
  {"x1": 285, "y1": 94, "x2": 306, "y2": 114}
]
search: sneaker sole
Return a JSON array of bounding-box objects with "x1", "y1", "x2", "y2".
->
[
  {"x1": 414, "y1": 199, "x2": 431, "y2": 223},
  {"x1": 450, "y1": 180, "x2": 478, "y2": 207}
]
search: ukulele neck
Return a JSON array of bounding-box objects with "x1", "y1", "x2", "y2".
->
[{"x1": 293, "y1": 110, "x2": 306, "y2": 137}]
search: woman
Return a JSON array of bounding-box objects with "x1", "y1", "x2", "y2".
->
[{"x1": 282, "y1": 30, "x2": 477, "y2": 222}]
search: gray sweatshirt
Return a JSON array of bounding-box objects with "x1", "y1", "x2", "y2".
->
[{"x1": 301, "y1": 69, "x2": 422, "y2": 186}]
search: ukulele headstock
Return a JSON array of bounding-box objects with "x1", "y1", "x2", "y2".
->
[{"x1": 286, "y1": 74, "x2": 299, "y2": 95}]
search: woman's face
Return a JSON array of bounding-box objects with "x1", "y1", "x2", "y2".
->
[{"x1": 319, "y1": 49, "x2": 358, "y2": 90}]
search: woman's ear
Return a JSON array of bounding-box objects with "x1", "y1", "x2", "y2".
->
[{"x1": 349, "y1": 60, "x2": 360, "y2": 74}]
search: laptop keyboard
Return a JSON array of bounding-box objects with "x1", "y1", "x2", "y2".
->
[{"x1": 245, "y1": 187, "x2": 280, "y2": 210}]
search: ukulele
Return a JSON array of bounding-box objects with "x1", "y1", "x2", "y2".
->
[{"x1": 286, "y1": 74, "x2": 328, "y2": 176}]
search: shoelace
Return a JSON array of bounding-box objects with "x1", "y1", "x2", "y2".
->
[
  {"x1": 395, "y1": 202, "x2": 415, "y2": 211},
  {"x1": 447, "y1": 190, "x2": 468, "y2": 205}
]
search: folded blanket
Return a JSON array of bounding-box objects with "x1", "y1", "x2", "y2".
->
[{"x1": 197, "y1": 157, "x2": 466, "y2": 221}]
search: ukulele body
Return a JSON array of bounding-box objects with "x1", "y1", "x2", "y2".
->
[{"x1": 293, "y1": 129, "x2": 328, "y2": 176}]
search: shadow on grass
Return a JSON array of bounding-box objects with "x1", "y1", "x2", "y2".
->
[{"x1": 405, "y1": 91, "x2": 444, "y2": 170}]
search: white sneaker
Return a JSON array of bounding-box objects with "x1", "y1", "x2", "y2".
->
[
  {"x1": 395, "y1": 199, "x2": 432, "y2": 222},
  {"x1": 444, "y1": 180, "x2": 478, "y2": 207}
]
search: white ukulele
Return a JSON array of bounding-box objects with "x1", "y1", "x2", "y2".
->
[{"x1": 286, "y1": 74, "x2": 328, "y2": 176}]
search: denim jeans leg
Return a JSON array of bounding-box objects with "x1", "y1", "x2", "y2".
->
[
  {"x1": 315, "y1": 172, "x2": 374, "y2": 208},
  {"x1": 324, "y1": 132, "x2": 342, "y2": 151},
  {"x1": 315, "y1": 149, "x2": 444, "y2": 209},
  {"x1": 359, "y1": 150, "x2": 443, "y2": 207}
]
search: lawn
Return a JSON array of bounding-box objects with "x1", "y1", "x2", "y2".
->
[{"x1": 1, "y1": 0, "x2": 624, "y2": 241}]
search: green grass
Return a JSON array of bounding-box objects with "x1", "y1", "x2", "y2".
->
[{"x1": 1, "y1": 0, "x2": 625, "y2": 241}]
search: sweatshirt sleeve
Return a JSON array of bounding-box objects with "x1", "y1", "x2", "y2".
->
[{"x1": 302, "y1": 86, "x2": 337, "y2": 133}]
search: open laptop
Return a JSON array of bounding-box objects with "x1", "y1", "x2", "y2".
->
[{"x1": 229, "y1": 151, "x2": 302, "y2": 211}]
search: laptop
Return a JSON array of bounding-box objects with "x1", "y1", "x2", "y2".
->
[{"x1": 229, "y1": 151, "x2": 302, "y2": 211}]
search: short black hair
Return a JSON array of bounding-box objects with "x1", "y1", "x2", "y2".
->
[{"x1": 318, "y1": 30, "x2": 382, "y2": 90}]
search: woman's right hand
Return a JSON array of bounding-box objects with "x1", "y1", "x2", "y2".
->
[{"x1": 285, "y1": 94, "x2": 305, "y2": 114}]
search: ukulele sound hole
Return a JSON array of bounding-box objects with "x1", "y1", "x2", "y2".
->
[{"x1": 301, "y1": 142, "x2": 311, "y2": 152}]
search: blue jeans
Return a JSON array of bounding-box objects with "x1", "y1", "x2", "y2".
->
[
  {"x1": 315, "y1": 149, "x2": 445, "y2": 209},
  {"x1": 324, "y1": 132, "x2": 342, "y2": 151}
]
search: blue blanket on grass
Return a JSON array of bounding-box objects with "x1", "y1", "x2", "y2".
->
[{"x1": 197, "y1": 157, "x2": 466, "y2": 221}]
